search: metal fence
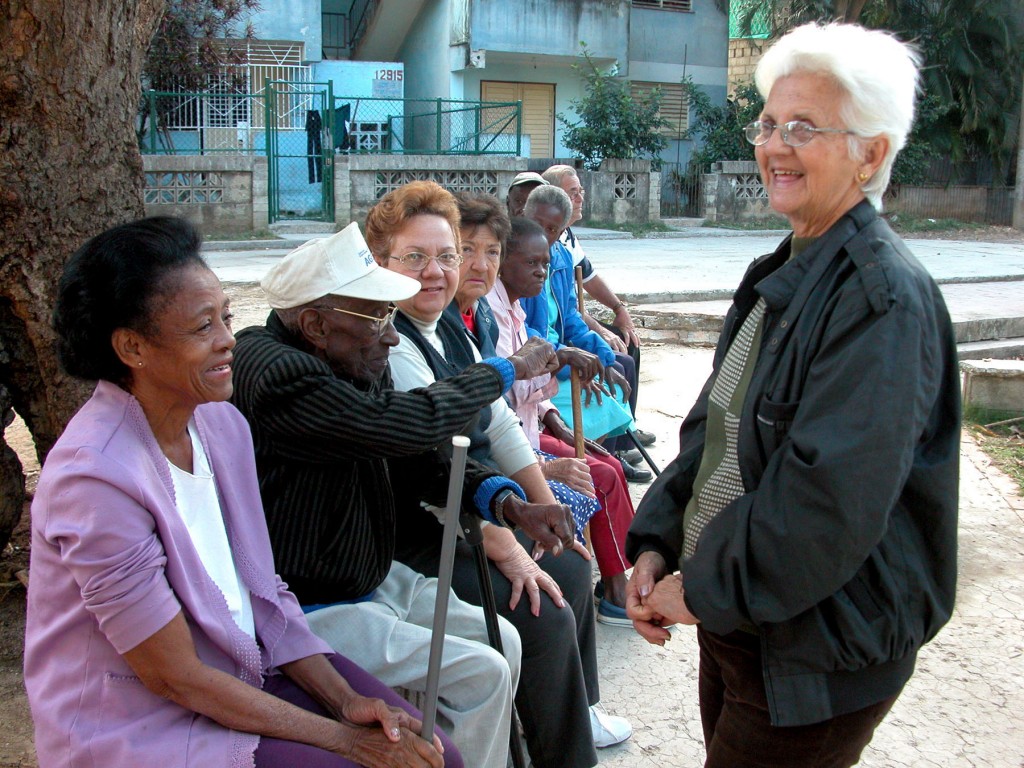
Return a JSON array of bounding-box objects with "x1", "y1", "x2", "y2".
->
[
  {"x1": 659, "y1": 161, "x2": 709, "y2": 218},
  {"x1": 139, "y1": 89, "x2": 269, "y2": 154},
  {"x1": 335, "y1": 96, "x2": 521, "y2": 155},
  {"x1": 140, "y1": 90, "x2": 522, "y2": 157}
]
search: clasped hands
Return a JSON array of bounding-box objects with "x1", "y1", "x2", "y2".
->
[{"x1": 625, "y1": 551, "x2": 700, "y2": 646}]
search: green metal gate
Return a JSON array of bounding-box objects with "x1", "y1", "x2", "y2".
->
[{"x1": 265, "y1": 81, "x2": 335, "y2": 224}]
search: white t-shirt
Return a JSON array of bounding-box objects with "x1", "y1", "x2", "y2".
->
[{"x1": 168, "y1": 421, "x2": 256, "y2": 639}]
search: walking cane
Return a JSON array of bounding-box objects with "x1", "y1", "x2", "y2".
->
[
  {"x1": 420, "y1": 435, "x2": 471, "y2": 742},
  {"x1": 459, "y1": 512, "x2": 529, "y2": 768},
  {"x1": 625, "y1": 428, "x2": 661, "y2": 476},
  {"x1": 571, "y1": 265, "x2": 587, "y2": 461}
]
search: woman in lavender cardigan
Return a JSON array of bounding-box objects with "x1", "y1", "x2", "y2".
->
[{"x1": 24, "y1": 217, "x2": 452, "y2": 768}]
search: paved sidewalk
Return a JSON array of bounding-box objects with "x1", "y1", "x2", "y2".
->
[{"x1": 206, "y1": 231, "x2": 1024, "y2": 304}]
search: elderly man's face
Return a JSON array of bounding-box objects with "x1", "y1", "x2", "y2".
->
[
  {"x1": 557, "y1": 173, "x2": 585, "y2": 225},
  {"x1": 305, "y1": 297, "x2": 398, "y2": 385},
  {"x1": 526, "y1": 202, "x2": 567, "y2": 249},
  {"x1": 507, "y1": 182, "x2": 542, "y2": 217}
]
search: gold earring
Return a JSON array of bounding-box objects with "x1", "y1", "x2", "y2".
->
[
  {"x1": 858, "y1": 172, "x2": 869, "y2": 182},
  {"x1": 138, "y1": 362, "x2": 143, "y2": 367}
]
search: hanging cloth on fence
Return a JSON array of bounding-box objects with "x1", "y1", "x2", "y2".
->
[
  {"x1": 333, "y1": 103, "x2": 351, "y2": 151},
  {"x1": 306, "y1": 109, "x2": 323, "y2": 184}
]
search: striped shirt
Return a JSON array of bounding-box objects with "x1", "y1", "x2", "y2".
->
[{"x1": 231, "y1": 313, "x2": 509, "y2": 604}]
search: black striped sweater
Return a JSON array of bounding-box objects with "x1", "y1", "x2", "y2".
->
[{"x1": 230, "y1": 313, "x2": 506, "y2": 604}]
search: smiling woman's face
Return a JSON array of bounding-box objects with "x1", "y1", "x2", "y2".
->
[
  {"x1": 128, "y1": 264, "x2": 236, "y2": 410},
  {"x1": 385, "y1": 214, "x2": 460, "y2": 322},
  {"x1": 756, "y1": 71, "x2": 877, "y2": 237},
  {"x1": 456, "y1": 224, "x2": 501, "y2": 311}
]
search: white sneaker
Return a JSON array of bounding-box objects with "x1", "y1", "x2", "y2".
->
[{"x1": 589, "y1": 704, "x2": 632, "y2": 748}]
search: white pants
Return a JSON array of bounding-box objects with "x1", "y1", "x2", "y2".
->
[{"x1": 304, "y1": 561, "x2": 521, "y2": 768}]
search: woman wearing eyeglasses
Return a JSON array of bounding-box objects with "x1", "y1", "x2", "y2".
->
[
  {"x1": 369, "y1": 180, "x2": 632, "y2": 768},
  {"x1": 626, "y1": 23, "x2": 959, "y2": 767}
]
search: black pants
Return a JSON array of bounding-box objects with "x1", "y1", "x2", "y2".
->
[
  {"x1": 698, "y1": 628, "x2": 899, "y2": 768},
  {"x1": 307, "y1": 128, "x2": 322, "y2": 183},
  {"x1": 401, "y1": 530, "x2": 599, "y2": 768}
]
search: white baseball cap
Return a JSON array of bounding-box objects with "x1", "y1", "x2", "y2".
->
[{"x1": 261, "y1": 222, "x2": 420, "y2": 308}]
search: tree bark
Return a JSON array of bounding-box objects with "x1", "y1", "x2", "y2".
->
[
  {"x1": 0, "y1": 1, "x2": 165, "y2": 548},
  {"x1": 1014, "y1": 67, "x2": 1024, "y2": 230}
]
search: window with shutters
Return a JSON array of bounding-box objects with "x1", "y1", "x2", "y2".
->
[
  {"x1": 632, "y1": 0, "x2": 692, "y2": 11},
  {"x1": 630, "y1": 81, "x2": 689, "y2": 137}
]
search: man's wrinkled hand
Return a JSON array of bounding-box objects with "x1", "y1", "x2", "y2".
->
[
  {"x1": 556, "y1": 346, "x2": 603, "y2": 381},
  {"x1": 600, "y1": 366, "x2": 631, "y2": 404},
  {"x1": 581, "y1": 376, "x2": 609, "y2": 406},
  {"x1": 599, "y1": 327, "x2": 628, "y2": 354},
  {"x1": 502, "y1": 496, "x2": 575, "y2": 558},
  {"x1": 508, "y1": 337, "x2": 560, "y2": 380}
]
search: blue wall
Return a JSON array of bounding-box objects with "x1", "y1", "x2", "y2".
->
[{"x1": 248, "y1": 0, "x2": 323, "y2": 62}]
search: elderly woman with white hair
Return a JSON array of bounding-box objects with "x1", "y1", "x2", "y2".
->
[{"x1": 626, "y1": 22, "x2": 960, "y2": 768}]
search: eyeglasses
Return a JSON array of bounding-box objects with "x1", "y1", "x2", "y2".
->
[
  {"x1": 744, "y1": 120, "x2": 855, "y2": 148},
  {"x1": 388, "y1": 252, "x2": 463, "y2": 272},
  {"x1": 326, "y1": 304, "x2": 397, "y2": 338}
]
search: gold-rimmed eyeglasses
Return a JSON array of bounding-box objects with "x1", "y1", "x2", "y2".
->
[
  {"x1": 388, "y1": 252, "x2": 463, "y2": 272},
  {"x1": 744, "y1": 120, "x2": 855, "y2": 148},
  {"x1": 325, "y1": 304, "x2": 397, "y2": 338}
]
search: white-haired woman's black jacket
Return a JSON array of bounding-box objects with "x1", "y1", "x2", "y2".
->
[{"x1": 627, "y1": 200, "x2": 960, "y2": 727}]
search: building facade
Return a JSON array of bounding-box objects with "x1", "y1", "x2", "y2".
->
[{"x1": 247, "y1": 0, "x2": 729, "y2": 167}]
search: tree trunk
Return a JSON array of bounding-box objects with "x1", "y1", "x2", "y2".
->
[
  {"x1": 0, "y1": 0, "x2": 165, "y2": 548},
  {"x1": 1014, "y1": 68, "x2": 1024, "y2": 230}
]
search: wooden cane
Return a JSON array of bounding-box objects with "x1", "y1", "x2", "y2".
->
[
  {"x1": 570, "y1": 368, "x2": 585, "y2": 460},
  {"x1": 571, "y1": 264, "x2": 586, "y2": 460}
]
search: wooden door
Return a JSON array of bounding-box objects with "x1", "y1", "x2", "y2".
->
[{"x1": 482, "y1": 80, "x2": 554, "y2": 158}]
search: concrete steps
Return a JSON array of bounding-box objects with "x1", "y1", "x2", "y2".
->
[{"x1": 614, "y1": 280, "x2": 1024, "y2": 361}]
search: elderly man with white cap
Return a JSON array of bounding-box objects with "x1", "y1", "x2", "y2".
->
[{"x1": 230, "y1": 222, "x2": 574, "y2": 768}]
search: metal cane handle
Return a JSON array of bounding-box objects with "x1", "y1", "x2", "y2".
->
[{"x1": 420, "y1": 435, "x2": 471, "y2": 741}]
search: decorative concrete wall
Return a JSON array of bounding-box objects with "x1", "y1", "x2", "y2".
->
[
  {"x1": 143, "y1": 155, "x2": 268, "y2": 235},
  {"x1": 335, "y1": 155, "x2": 658, "y2": 228},
  {"x1": 581, "y1": 159, "x2": 653, "y2": 226},
  {"x1": 702, "y1": 160, "x2": 772, "y2": 222},
  {"x1": 141, "y1": 153, "x2": 661, "y2": 233}
]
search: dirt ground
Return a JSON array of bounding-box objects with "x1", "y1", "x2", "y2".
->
[{"x1": 898, "y1": 224, "x2": 1024, "y2": 243}]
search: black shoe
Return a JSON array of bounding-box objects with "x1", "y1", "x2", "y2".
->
[
  {"x1": 633, "y1": 428, "x2": 657, "y2": 447},
  {"x1": 619, "y1": 457, "x2": 653, "y2": 483},
  {"x1": 615, "y1": 448, "x2": 643, "y2": 465}
]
